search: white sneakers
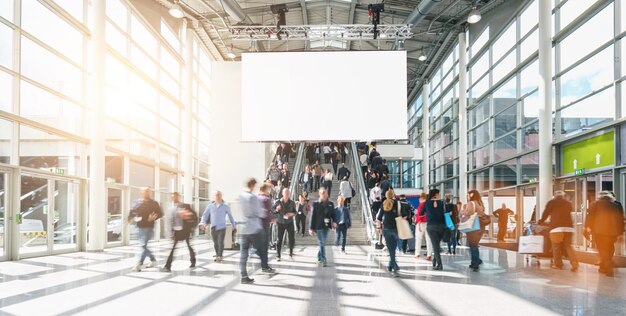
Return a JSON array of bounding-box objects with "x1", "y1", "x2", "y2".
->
[{"x1": 132, "y1": 260, "x2": 157, "y2": 272}]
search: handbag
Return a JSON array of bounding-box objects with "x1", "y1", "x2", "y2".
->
[
  {"x1": 444, "y1": 212, "x2": 455, "y2": 230},
  {"x1": 479, "y1": 214, "x2": 491, "y2": 226},
  {"x1": 350, "y1": 183, "x2": 356, "y2": 197},
  {"x1": 459, "y1": 214, "x2": 480, "y2": 233},
  {"x1": 395, "y1": 201, "x2": 412, "y2": 240}
]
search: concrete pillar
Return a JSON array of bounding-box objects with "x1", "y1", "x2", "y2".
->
[
  {"x1": 537, "y1": 0, "x2": 553, "y2": 215},
  {"x1": 421, "y1": 82, "x2": 430, "y2": 192},
  {"x1": 182, "y1": 20, "x2": 194, "y2": 204},
  {"x1": 87, "y1": 0, "x2": 106, "y2": 251},
  {"x1": 458, "y1": 31, "x2": 468, "y2": 202}
]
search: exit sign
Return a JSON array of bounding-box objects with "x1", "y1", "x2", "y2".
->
[
  {"x1": 574, "y1": 168, "x2": 585, "y2": 176},
  {"x1": 54, "y1": 168, "x2": 65, "y2": 175},
  {"x1": 528, "y1": 178, "x2": 537, "y2": 183}
]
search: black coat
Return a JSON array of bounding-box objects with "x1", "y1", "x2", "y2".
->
[
  {"x1": 540, "y1": 197, "x2": 573, "y2": 229},
  {"x1": 586, "y1": 198, "x2": 625, "y2": 237}
]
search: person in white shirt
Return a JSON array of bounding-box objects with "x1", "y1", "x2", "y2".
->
[
  {"x1": 339, "y1": 177, "x2": 353, "y2": 208},
  {"x1": 323, "y1": 145, "x2": 332, "y2": 163},
  {"x1": 322, "y1": 169, "x2": 334, "y2": 196},
  {"x1": 359, "y1": 152, "x2": 369, "y2": 178},
  {"x1": 370, "y1": 183, "x2": 382, "y2": 220}
]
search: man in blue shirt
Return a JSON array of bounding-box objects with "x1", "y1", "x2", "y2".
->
[{"x1": 200, "y1": 191, "x2": 237, "y2": 263}]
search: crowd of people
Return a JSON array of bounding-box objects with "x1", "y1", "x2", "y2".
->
[
  {"x1": 360, "y1": 143, "x2": 625, "y2": 277},
  {"x1": 125, "y1": 142, "x2": 625, "y2": 283}
]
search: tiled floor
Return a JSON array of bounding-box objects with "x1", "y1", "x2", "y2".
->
[{"x1": 0, "y1": 238, "x2": 624, "y2": 316}]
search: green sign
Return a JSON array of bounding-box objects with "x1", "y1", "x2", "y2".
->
[
  {"x1": 562, "y1": 131, "x2": 615, "y2": 175},
  {"x1": 528, "y1": 178, "x2": 537, "y2": 183},
  {"x1": 55, "y1": 168, "x2": 65, "y2": 175}
]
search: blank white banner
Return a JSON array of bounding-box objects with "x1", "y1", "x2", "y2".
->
[{"x1": 241, "y1": 51, "x2": 407, "y2": 142}]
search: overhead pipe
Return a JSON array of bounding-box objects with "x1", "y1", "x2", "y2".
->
[{"x1": 393, "y1": 0, "x2": 443, "y2": 49}]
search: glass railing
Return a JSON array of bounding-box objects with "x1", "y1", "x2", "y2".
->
[{"x1": 350, "y1": 142, "x2": 377, "y2": 244}]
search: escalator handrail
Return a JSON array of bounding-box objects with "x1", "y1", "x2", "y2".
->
[
  {"x1": 288, "y1": 143, "x2": 306, "y2": 197},
  {"x1": 350, "y1": 142, "x2": 377, "y2": 244}
]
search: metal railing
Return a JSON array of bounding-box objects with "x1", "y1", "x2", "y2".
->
[
  {"x1": 288, "y1": 143, "x2": 306, "y2": 196},
  {"x1": 350, "y1": 142, "x2": 377, "y2": 244}
]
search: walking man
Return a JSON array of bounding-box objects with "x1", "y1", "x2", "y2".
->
[
  {"x1": 334, "y1": 196, "x2": 352, "y2": 254},
  {"x1": 309, "y1": 188, "x2": 337, "y2": 267},
  {"x1": 129, "y1": 187, "x2": 163, "y2": 272},
  {"x1": 163, "y1": 196, "x2": 197, "y2": 272},
  {"x1": 200, "y1": 191, "x2": 237, "y2": 263},
  {"x1": 539, "y1": 191, "x2": 579, "y2": 272},
  {"x1": 239, "y1": 178, "x2": 275, "y2": 284},
  {"x1": 273, "y1": 188, "x2": 297, "y2": 260}
]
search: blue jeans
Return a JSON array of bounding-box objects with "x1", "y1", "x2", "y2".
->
[
  {"x1": 240, "y1": 232, "x2": 269, "y2": 278},
  {"x1": 335, "y1": 224, "x2": 348, "y2": 251},
  {"x1": 316, "y1": 229, "x2": 329, "y2": 263},
  {"x1": 466, "y1": 229, "x2": 483, "y2": 267},
  {"x1": 447, "y1": 228, "x2": 458, "y2": 253},
  {"x1": 383, "y1": 229, "x2": 399, "y2": 271},
  {"x1": 137, "y1": 227, "x2": 156, "y2": 264}
]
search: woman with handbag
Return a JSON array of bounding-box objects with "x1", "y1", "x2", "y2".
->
[
  {"x1": 376, "y1": 190, "x2": 407, "y2": 277},
  {"x1": 421, "y1": 189, "x2": 446, "y2": 270},
  {"x1": 461, "y1": 190, "x2": 488, "y2": 272}
]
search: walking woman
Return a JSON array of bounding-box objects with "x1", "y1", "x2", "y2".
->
[
  {"x1": 421, "y1": 189, "x2": 446, "y2": 270},
  {"x1": 463, "y1": 190, "x2": 486, "y2": 272},
  {"x1": 445, "y1": 194, "x2": 460, "y2": 255},
  {"x1": 376, "y1": 190, "x2": 407, "y2": 276}
]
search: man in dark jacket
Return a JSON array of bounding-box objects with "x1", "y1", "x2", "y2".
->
[
  {"x1": 380, "y1": 175, "x2": 392, "y2": 198},
  {"x1": 309, "y1": 188, "x2": 337, "y2": 267},
  {"x1": 585, "y1": 191, "x2": 626, "y2": 277},
  {"x1": 334, "y1": 196, "x2": 352, "y2": 253},
  {"x1": 128, "y1": 188, "x2": 163, "y2": 272},
  {"x1": 273, "y1": 188, "x2": 297, "y2": 260},
  {"x1": 540, "y1": 191, "x2": 579, "y2": 272},
  {"x1": 337, "y1": 164, "x2": 351, "y2": 182},
  {"x1": 163, "y1": 193, "x2": 198, "y2": 272}
]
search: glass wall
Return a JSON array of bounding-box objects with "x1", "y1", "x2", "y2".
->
[
  {"x1": 0, "y1": 0, "x2": 213, "y2": 251},
  {"x1": 407, "y1": 0, "x2": 626, "y2": 251}
]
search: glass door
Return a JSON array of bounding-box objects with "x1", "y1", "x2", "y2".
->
[
  {"x1": 106, "y1": 187, "x2": 125, "y2": 246},
  {"x1": 0, "y1": 169, "x2": 10, "y2": 260},
  {"x1": 518, "y1": 185, "x2": 538, "y2": 238},
  {"x1": 19, "y1": 175, "x2": 50, "y2": 256},
  {"x1": 52, "y1": 179, "x2": 79, "y2": 252},
  {"x1": 19, "y1": 173, "x2": 81, "y2": 257}
]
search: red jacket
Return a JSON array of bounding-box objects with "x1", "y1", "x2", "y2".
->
[{"x1": 415, "y1": 202, "x2": 427, "y2": 224}]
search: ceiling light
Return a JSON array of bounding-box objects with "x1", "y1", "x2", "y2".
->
[
  {"x1": 379, "y1": 33, "x2": 387, "y2": 39},
  {"x1": 467, "y1": 7, "x2": 481, "y2": 24},
  {"x1": 227, "y1": 52, "x2": 236, "y2": 59},
  {"x1": 169, "y1": 3, "x2": 184, "y2": 19},
  {"x1": 418, "y1": 50, "x2": 427, "y2": 61}
]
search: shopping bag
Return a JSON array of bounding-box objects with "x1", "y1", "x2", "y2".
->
[
  {"x1": 459, "y1": 214, "x2": 480, "y2": 233},
  {"x1": 444, "y1": 212, "x2": 455, "y2": 230},
  {"x1": 518, "y1": 235, "x2": 544, "y2": 254},
  {"x1": 396, "y1": 201, "x2": 413, "y2": 240}
]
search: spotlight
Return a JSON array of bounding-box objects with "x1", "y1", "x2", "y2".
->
[
  {"x1": 169, "y1": 3, "x2": 184, "y2": 19},
  {"x1": 227, "y1": 52, "x2": 236, "y2": 59},
  {"x1": 418, "y1": 54, "x2": 427, "y2": 61},
  {"x1": 467, "y1": 7, "x2": 481, "y2": 24},
  {"x1": 379, "y1": 33, "x2": 387, "y2": 39}
]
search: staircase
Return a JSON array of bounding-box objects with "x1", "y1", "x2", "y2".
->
[{"x1": 292, "y1": 145, "x2": 369, "y2": 246}]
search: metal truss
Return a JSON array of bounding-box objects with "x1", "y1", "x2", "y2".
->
[{"x1": 227, "y1": 24, "x2": 413, "y2": 41}]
